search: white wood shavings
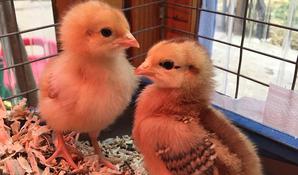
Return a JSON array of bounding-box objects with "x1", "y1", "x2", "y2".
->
[
  {"x1": 0, "y1": 98, "x2": 148, "y2": 174},
  {"x1": 10, "y1": 120, "x2": 20, "y2": 135},
  {"x1": 42, "y1": 167, "x2": 51, "y2": 175},
  {"x1": 27, "y1": 150, "x2": 40, "y2": 174},
  {"x1": 5, "y1": 159, "x2": 26, "y2": 175},
  {"x1": 58, "y1": 170, "x2": 67, "y2": 175},
  {"x1": 101, "y1": 135, "x2": 148, "y2": 175},
  {"x1": 9, "y1": 98, "x2": 30, "y2": 119},
  {"x1": 17, "y1": 156, "x2": 33, "y2": 173},
  {"x1": 0, "y1": 98, "x2": 6, "y2": 118}
]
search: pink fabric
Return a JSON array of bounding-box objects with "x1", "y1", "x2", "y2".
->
[{"x1": 0, "y1": 37, "x2": 57, "y2": 90}]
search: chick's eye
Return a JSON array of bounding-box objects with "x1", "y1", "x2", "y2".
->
[
  {"x1": 159, "y1": 60, "x2": 174, "y2": 70},
  {"x1": 100, "y1": 28, "x2": 112, "y2": 37}
]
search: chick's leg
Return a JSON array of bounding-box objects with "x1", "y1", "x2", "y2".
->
[
  {"x1": 89, "y1": 132, "x2": 117, "y2": 170},
  {"x1": 46, "y1": 131, "x2": 78, "y2": 169}
]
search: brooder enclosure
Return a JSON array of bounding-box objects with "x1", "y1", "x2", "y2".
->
[{"x1": 0, "y1": 0, "x2": 298, "y2": 174}]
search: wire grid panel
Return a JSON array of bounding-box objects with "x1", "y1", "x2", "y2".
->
[{"x1": 165, "y1": 1, "x2": 298, "y2": 98}]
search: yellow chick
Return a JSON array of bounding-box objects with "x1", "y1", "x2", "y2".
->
[
  {"x1": 39, "y1": 0, "x2": 139, "y2": 169},
  {"x1": 133, "y1": 38, "x2": 262, "y2": 175}
]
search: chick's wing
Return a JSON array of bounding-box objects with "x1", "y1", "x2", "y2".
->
[{"x1": 156, "y1": 136, "x2": 218, "y2": 175}]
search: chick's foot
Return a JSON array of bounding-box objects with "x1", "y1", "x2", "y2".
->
[
  {"x1": 46, "y1": 131, "x2": 79, "y2": 169},
  {"x1": 89, "y1": 132, "x2": 117, "y2": 170}
]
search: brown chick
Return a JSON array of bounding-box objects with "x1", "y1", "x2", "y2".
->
[
  {"x1": 133, "y1": 38, "x2": 262, "y2": 175},
  {"x1": 38, "y1": 1, "x2": 139, "y2": 169}
]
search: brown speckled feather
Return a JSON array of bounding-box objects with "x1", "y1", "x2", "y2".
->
[{"x1": 156, "y1": 137, "x2": 217, "y2": 175}]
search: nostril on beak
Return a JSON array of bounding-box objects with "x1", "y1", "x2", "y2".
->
[
  {"x1": 113, "y1": 33, "x2": 140, "y2": 48},
  {"x1": 126, "y1": 33, "x2": 135, "y2": 39},
  {"x1": 135, "y1": 67, "x2": 143, "y2": 75},
  {"x1": 135, "y1": 63, "x2": 154, "y2": 76}
]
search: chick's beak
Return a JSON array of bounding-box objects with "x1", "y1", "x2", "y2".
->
[
  {"x1": 135, "y1": 60, "x2": 154, "y2": 77},
  {"x1": 114, "y1": 33, "x2": 140, "y2": 48}
]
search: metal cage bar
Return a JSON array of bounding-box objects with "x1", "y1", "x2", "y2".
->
[
  {"x1": 235, "y1": 0, "x2": 249, "y2": 98},
  {"x1": 214, "y1": 65, "x2": 269, "y2": 87},
  {"x1": 0, "y1": 24, "x2": 59, "y2": 39},
  {"x1": 292, "y1": 56, "x2": 298, "y2": 90},
  {"x1": 122, "y1": 0, "x2": 164, "y2": 12},
  {"x1": 4, "y1": 88, "x2": 38, "y2": 101}
]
